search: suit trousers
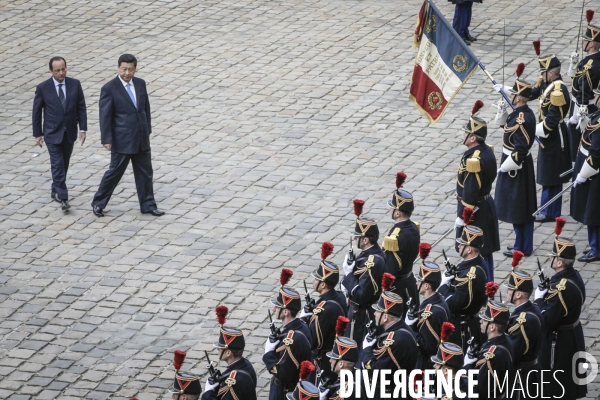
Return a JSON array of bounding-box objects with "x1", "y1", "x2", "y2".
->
[
  {"x1": 567, "y1": 122, "x2": 581, "y2": 161},
  {"x1": 482, "y1": 253, "x2": 494, "y2": 282},
  {"x1": 92, "y1": 150, "x2": 156, "y2": 212},
  {"x1": 513, "y1": 221, "x2": 534, "y2": 256},
  {"x1": 589, "y1": 225, "x2": 600, "y2": 257},
  {"x1": 540, "y1": 184, "x2": 563, "y2": 218},
  {"x1": 452, "y1": 3, "x2": 472, "y2": 38},
  {"x1": 46, "y1": 132, "x2": 74, "y2": 200}
]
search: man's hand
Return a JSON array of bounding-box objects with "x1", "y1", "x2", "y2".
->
[
  {"x1": 299, "y1": 307, "x2": 313, "y2": 319},
  {"x1": 79, "y1": 132, "x2": 86, "y2": 146},
  {"x1": 362, "y1": 336, "x2": 376, "y2": 350},
  {"x1": 573, "y1": 174, "x2": 587, "y2": 187},
  {"x1": 454, "y1": 216, "x2": 464, "y2": 229},
  {"x1": 264, "y1": 338, "x2": 280, "y2": 354},
  {"x1": 497, "y1": 167, "x2": 507, "y2": 174},
  {"x1": 404, "y1": 314, "x2": 418, "y2": 326},
  {"x1": 440, "y1": 273, "x2": 453, "y2": 286},
  {"x1": 319, "y1": 388, "x2": 330, "y2": 400},
  {"x1": 534, "y1": 287, "x2": 548, "y2": 300},
  {"x1": 342, "y1": 254, "x2": 355, "y2": 275},
  {"x1": 204, "y1": 377, "x2": 219, "y2": 392},
  {"x1": 103, "y1": 144, "x2": 112, "y2": 151},
  {"x1": 463, "y1": 352, "x2": 477, "y2": 367},
  {"x1": 35, "y1": 136, "x2": 44, "y2": 147}
]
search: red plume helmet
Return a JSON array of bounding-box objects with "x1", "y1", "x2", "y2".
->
[
  {"x1": 516, "y1": 63, "x2": 525, "y2": 78},
  {"x1": 335, "y1": 316, "x2": 350, "y2": 337},
  {"x1": 280, "y1": 268, "x2": 293, "y2": 286},
  {"x1": 554, "y1": 217, "x2": 567, "y2": 237},
  {"x1": 413, "y1": 369, "x2": 424, "y2": 392},
  {"x1": 299, "y1": 361, "x2": 316, "y2": 380},
  {"x1": 419, "y1": 243, "x2": 432, "y2": 261},
  {"x1": 396, "y1": 172, "x2": 407, "y2": 189},
  {"x1": 472, "y1": 100, "x2": 484, "y2": 115},
  {"x1": 511, "y1": 251, "x2": 524, "y2": 269},
  {"x1": 533, "y1": 40, "x2": 541, "y2": 56},
  {"x1": 440, "y1": 322, "x2": 455, "y2": 342},
  {"x1": 485, "y1": 282, "x2": 499, "y2": 299},
  {"x1": 462, "y1": 207, "x2": 475, "y2": 225},
  {"x1": 587, "y1": 9, "x2": 594, "y2": 23},
  {"x1": 173, "y1": 350, "x2": 186, "y2": 371},
  {"x1": 353, "y1": 199, "x2": 365, "y2": 217},
  {"x1": 381, "y1": 272, "x2": 396, "y2": 292},
  {"x1": 321, "y1": 242, "x2": 334, "y2": 260},
  {"x1": 216, "y1": 305, "x2": 228, "y2": 326}
]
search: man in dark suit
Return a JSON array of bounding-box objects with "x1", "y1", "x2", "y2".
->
[
  {"x1": 92, "y1": 54, "x2": 163, "y2": 217},
  {"x1": 32, "y1": 56, "x2": 87, "y2": 211}
]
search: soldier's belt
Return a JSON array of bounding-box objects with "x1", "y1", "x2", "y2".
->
[
  {"x1": 520, "y1": 358, "x2": 538, "y2": 369},
  {"x1": 397, "y1": 270, "x2": 413, "y2": 280},
  {"x1": 557, "y1": 319, "x2": 580, "y2": 331},
  {"x1": 503, "y1": 147, "x2": 531, "y2": 157},
  {"x1": 271, "y1": 376, "x2": 293, "y2": 392},
  {"x1": 456, "y1": 314, "x2": 478, "y2": 320},
  {"x1": 457, "y1": 194, "x2": 491, "y2": 203},
  {"x1": 580, "y1": 147, "x2": 589, "y2": 157}
]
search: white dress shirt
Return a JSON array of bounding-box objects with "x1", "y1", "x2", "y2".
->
[{"x1": 118, "y1": 75, "x2": 136, "y2": 104}]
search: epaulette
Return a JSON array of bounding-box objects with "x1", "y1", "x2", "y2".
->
[
  {"x1": 488, "y1": 144, "x2": 494, "y2": 153},
  {"x1": 466, "y1": 150, "x2": 481, "y2": 173},
  {"x1": 550, "y1": 82, "x2": 567, "y2": 107},
  {"x1": 383, "y1": 228, "x2": 400, "y2": 252},
  {"x1": 313, "y1": 301, "x2": 327, "y2": 314},
  {"x1": 225, "y1": 371, "x2": 237, "y2": 387},
  {"x1": 534, "y1": 75, "x2": 543, "y2": 88},
  {"x1": 414, "y1": 221, "x2": 421, "y2": 234},
  {"x1": 484, "y1": 345, "x2": 497, "y2": 359},
  {"x1": 516, "y1": 112, "x2": 525, "y2": 125}
]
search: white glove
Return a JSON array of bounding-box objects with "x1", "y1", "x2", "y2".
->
[
  {"x1": 299, "y1": 308, "x2": 313, "y2": 318},
  {"x1": 404, "y1": 314, "x2": 418, "y2": 326},
  {"x1": 342, "y1": 254, "x2": 355, "y2": 275},
  {"x1": 362, "y1": 336, "x2": 376, "y2": 349},
  {"x1": 493, "y1": 83, "x2": 503, "y2": 93},
  {"x1": 454, "y1": 216, "x2": 464, "y2": 228},
  {"x1": 463, "y1": 353, "x2": 477, "y2": 366},
  {"x1": 204, "y1": 377, "x2": 219, "y2": 392},
  {"x1": 440, "y1": 273, "x2": 453, "y2": 286},
  {"x1": 319, "y1": 388, "x2": 330, "y2": 400},
  {"x1": 573, "y1": 174, "x2": 587, "y2": 187},
  {"x1": 534, "y1": 287, "x2": 548, "y2": 300},
  {"x1": 497, "y1": 167, "x2": 507, "y2": 174},
  {"x1": 264, "y1": 338, "x2": 280, "y2": 354},
  {"x1": 569, "y1": 105, "x2": 580, "y2": 125}
]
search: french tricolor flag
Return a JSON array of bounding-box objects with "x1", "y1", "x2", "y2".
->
[{"x1": 409, "y1": 0, "x2": 480, "y2": 124}]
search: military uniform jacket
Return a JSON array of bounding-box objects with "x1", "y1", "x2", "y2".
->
[
  {"x1": 465, "y1": 334, "x2": 516, "y2": 400},
  {"x1": 571, "y1": 51, "x2": 600, "y2": 105},
  {"x1": 308, "y1": 290, "x2": 347, "y2": 380},
  {"x1": 571, "y1": 109, "x2": 600, "y2": 226},
  {"x1": 324, "y1": 372, "x2": 361, "y2": 400},
  {"x1": 382, "y1": 219, "x2": 420, "y2": 310},
  {"x1": 341, "y1": 244, "x2": 385, "y2": 347},
  {"x1": 438, "y1": 256, "x2": 488, "y2": 348},
  {"x1": 530, "y1": 78, "x2": 572, "y2": 186},
  {"x1": 360, "y1": 320, "x2": 418, "y2": 400},
  {"x1": 456, "y1": 143, "x2": 500, "y2": 255},
  {"x1": 506, "y1": 301, "x2": 542, "y2": 368},
  {"x1": 534, "y1": 267, "x2": 586, "y2": 398},
  {"x1": 201, "y1": 357, "x2": 257, "y2": 400},
  {"x1": 411, "y1": 292, "x2": 449, "y2": 370},
  {"x1": 495, "y1": 105, "x2": 537, "y2": 224},
  {"x1": 263, "y1": 318, "x2": 313, "y2": 398}
]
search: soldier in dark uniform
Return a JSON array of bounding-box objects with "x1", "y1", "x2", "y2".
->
[
  {"x1": 571, "y1": 84, "x2": 600, "y2": 262},
  {"x1": 405, "y1": 244, "x2": 449, "y2": 370},
  {"x1": 202, "y1": 306, "x2": 257, "y2": 400},
  {"x1": 504, "y1": 269, "x2": 542, "y2": 400},
  {"x1": 169, "y1": 350, "x2": 202, "y2": 400},
  {"x1": 494, "y1": 63, "x2": 537, "y2": 257},
  {"x1": 286, "y1": 361, "x2": 319, "y2": 400},
  {"x1": 382, "y1": 172, "x2": 420, "y2": 314},
  {"x1": 438, "y1": 212, "x2": 488, "y2": 352},
  {"x1": 464, "y1": 294, "x2": 516, "y2": 399},
  {"x1": 530, "y1": 41, "x2": 572, "y2": 222},
  {"x1": 264, "y1": 269, "x2": 313, "y2": 400},
  {"x1": 320, "y1": 317, "x2": 360, "y2": 400},
  {"x1": 534, "y1": 233, "x2": 587, "y2": 398},
  {"x1": 455, "y1": 101, "x2": 500, "y2": 279},
  {"x1": 300, "y1": 242, "x2": 348, "y2": 383},
  {"x1": 341, "y1": 200, "x2": 385, "y2": 349},
  {"x1": 567, "y1": 10, "x2": 600, "y2": 160},
  {"x1": 360, "y1": 277, "x2": 418, "y2": 400}
]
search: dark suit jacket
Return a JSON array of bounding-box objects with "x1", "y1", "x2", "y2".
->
[
  {"x1": 99, "y1": 76, "x2": 152, "y2": 154},
  {"x1": 32, "y1": 76, "x2": 87, "y2": 144}
]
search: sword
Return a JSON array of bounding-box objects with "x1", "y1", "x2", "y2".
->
[
  {"x1": 559, "y1": 168, "x2": 574, "y2": 178},
  {"x1": 532, "y1": 182, "x2": 575, "y2": 216},
  {"x1": 430, "y1": 227, "x2": 454, "y2": 250}
]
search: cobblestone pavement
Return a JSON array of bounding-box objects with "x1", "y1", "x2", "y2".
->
[{"x1": 1, "y1": 0, "x2": 599, "y2": 398}]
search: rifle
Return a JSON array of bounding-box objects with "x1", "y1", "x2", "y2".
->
[
  {"x1": 268, "y1": 310, "x2": 282, "y2": 342},
  {"x1": 348, "y1": 236, "x2": 355, "y2": 263},
  {"x1": 467, "y1": 336, "x2": 482, "y2": 360},
  {"x1": 205, "y1": 350, "x2": 222, "y2": 385},
  {"x1": 537, "y1": 258, "x2": 550, "y2": 290},
  {"x1": 303, "y1": 280, "x2": 316, "y2": 314},
  {"x1": 365, "y1": 319, "x2": 378, "y2": 342},
  {"x1": 318, "y1": 371, "x2": 334, "y2": 394},
  {"x1": 442, "y1": 249, "x2": 458, "y2": 277},
  {"x1": 405, "y1": 289, "x2": 420, "y2": 320}
]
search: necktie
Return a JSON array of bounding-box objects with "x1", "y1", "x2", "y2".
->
[
  {"x1": 58, "y1": 83, "x2": 65, "y2": 111},
  {"x1": 126, "y1": 83, "x2": 137, "y2": 109}
]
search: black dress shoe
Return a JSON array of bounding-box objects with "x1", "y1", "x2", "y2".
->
[
  {"x1": 503, "y1": 249, "x2": 515, "y2": 257},
  {"x1": 93, "y1": 205, "x2": 104, "y2": 217},
  {"x1": 578, "y1": 252, "x2": 600, "y2": 262},
  {"x1": 506, "y1": 245, "x2": 514, "y2": 251},
  {"x1": 466, "y1": 34, "x2": 477, "y2": 42},
  {"x1": 535, "y1": 214, "x2": 554, "y2": 223},
  {"x1": 143, "y1": 208, "x2": 165, "y2": 216},
  {"x1": 61, "y1": 200, "x2": 70, "y2": 211},
  {"x1": 462, "y1": 37, "x2": 471, "y2": 46},
  {"x1": 583, "y1": 249, "x2": 591, "y2": 255}
]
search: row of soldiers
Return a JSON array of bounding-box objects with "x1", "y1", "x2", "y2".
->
[{"x1": 158, "y1": 11, "x2": 600, "y2": 400}]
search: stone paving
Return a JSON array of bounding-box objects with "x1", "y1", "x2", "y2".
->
[{"x1": 0, "y1": 0, "x2": 599, "y2": 398}]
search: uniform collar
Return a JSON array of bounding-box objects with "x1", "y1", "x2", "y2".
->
[
  {"x1": 457, "y1": 254, "x2": 483, "y2": 270},
  {"x1": 550, "y1": 267, "x2": 575, "y2": 282},
  {"x1": 421, "y1": 292, "x2": 444, "y2": 307},
  {"x1": 512, "y1": 300, "x2": 534, "y2": 313},
  {"x1": 318, "y1": 289, "x2": 338, "y2": 301}
]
